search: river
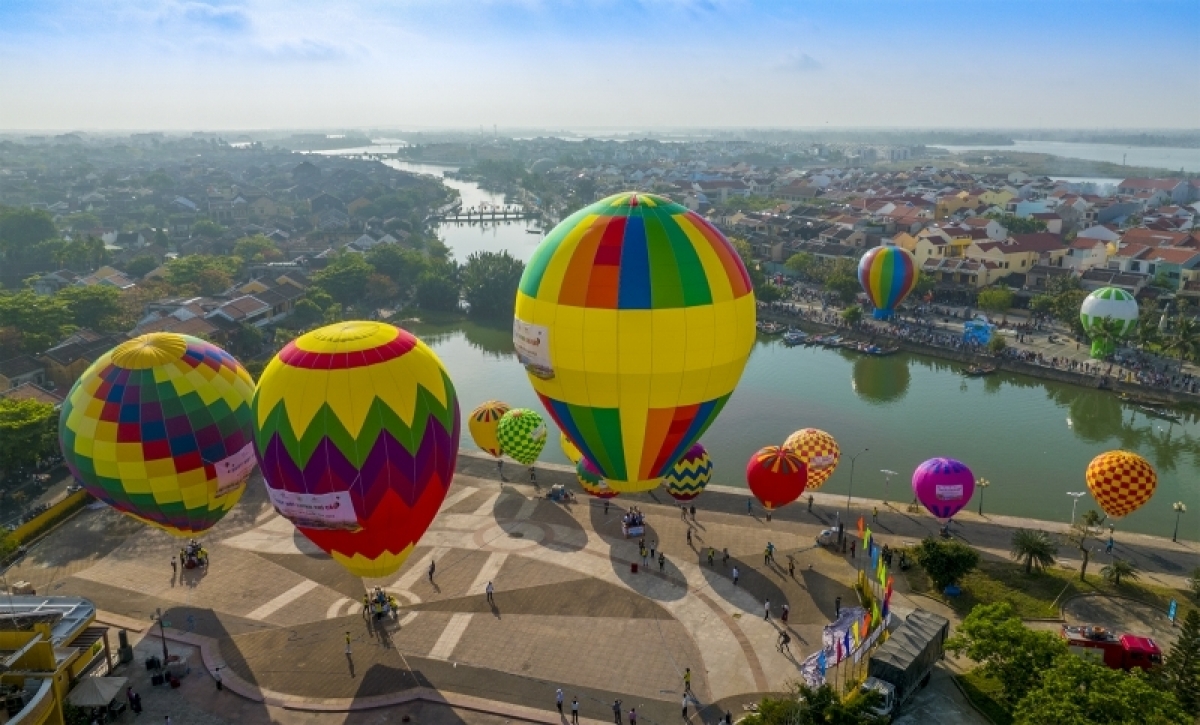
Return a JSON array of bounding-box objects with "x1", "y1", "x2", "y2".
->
[
  {"x1": 320, "y1": 145, "x2": 1199, "y2": 540},
  {"x1": 935, "y1": 140, "x2": 1200, "y2": 173}
]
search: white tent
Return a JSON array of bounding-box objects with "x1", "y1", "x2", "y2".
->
[{"x1": 66, "y1": 676, "x2": 128, "y2": 707}]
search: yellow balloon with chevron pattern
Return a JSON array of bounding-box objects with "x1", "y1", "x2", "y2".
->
[{"x1": 662, "y1": 443, "x2": 712, "y2": 502}]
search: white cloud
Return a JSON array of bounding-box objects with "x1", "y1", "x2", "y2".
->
[{"x1": 774, "y1": 49, "x2": 822, "y2": 73}]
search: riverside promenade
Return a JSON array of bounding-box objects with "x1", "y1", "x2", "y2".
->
[{"x1": 5, "y1": 451, "x2": 1194, "y2": 725}]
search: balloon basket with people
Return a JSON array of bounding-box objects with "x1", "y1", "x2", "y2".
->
[{"x1": 179, "y1": 539, "x2": 208, "y2": 570}]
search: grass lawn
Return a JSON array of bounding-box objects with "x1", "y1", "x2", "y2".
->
[
  {"x1": 902, "y1": 559, "x2": 1196, "y2": 620},
  {"x1": 954, "y1": 670, "x2": 1012, "y2": 725}
]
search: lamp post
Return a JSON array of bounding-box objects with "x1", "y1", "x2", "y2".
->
[
  {"x1": 880, "y1": 470, "x2": 898, "y2": 507},
  {"x1": 152, "y1": 607, "x2": 169, "y2": 664},
  {"x1": 1066, "y1": 491, "x2": 1086, "y2": 525},
  {"x1": 1171, "y1": 501, "x2": 1187, "y2": 542},
  {"x1": 976, "y1": 477, "x2": 990, "y2": 517},
  {"x1": 845, "y1": 448, "x2": 869, "y2": 516}
]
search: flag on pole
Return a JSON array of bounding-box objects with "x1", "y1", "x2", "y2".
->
[
  {"x1": 882, "y1": 597, "x2": 889, "y2": 622},
  {"x1": 878, "y1": 561, "x2": 888, "y2": 588},
  {"x1": 843, "y1": 629, "x2": 851, "y2": 659},
  {"x1": 817, "y1": 649, "x2": 827, "y2": 676},
  {"x1": 864, "y1": 527, "x2": 872, "y2": 552},
  {"x1": 872, "y1": 600, "x2": 882, "y2": 628},
  {"x1": 857, "y1": 516, "x2": 865, "y2": 538},
  {"x1": 835, "y1": 639, "x2": 843, "y2": 663},
  {"x1": 851, "y1": 620, "x2": 860, "y2": 646},
  {"x1": 871, "y1": 545, "x2": 879, "y2": 573}
]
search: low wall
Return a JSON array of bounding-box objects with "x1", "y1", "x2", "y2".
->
[{"x1": 10, "y1": 490, "x2": 90, "y2": 546}]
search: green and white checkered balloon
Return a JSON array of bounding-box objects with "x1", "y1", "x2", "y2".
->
[
  {"x1": 1079, "y1": 286, "x2": 1138, "y2": 337},
  {"x1": 497, "y1": 408, "x2": 548, "y2": 465}
]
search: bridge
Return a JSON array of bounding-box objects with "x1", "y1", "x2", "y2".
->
[{"x1": 433, "y1": 206, "x2": 541, "y2": 223}]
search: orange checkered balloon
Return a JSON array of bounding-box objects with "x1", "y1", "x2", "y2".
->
[
  {"x1": 783, "y1": 428, "x2": 840, "y2": 490},
  {"x1": 1085, "y1": 450, "x2": 1157, "y2": 518}
]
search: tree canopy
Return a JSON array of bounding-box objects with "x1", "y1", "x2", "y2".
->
[
  {"x1": 0, "y1": 398, "x2": 59, "y2": 476},
  {"x1": 165, "y1": 255, "x2": 240, "y2": 295},
  {"x1": 946, "y1": 602, "x2": 1067, "y2": 706},
  {"x1": 912, "y1": 537, "x2": 980, "y2": 590},
  {"x1": 740, "y1": 684, "x2": 885, "y2": 725},
  {"x1": 460, "y1": 251, "x2": 525, "y2": 321},
  {"x1": 231, "y1": 234, "x2": 282, "y2": 263},
  {"x1": 1014, "y1": 653, "x2": 1188, "y2": 725},
  {"x1": 1156, "y1": 609, "x2": 1200, "y2": 717},
  {"x1": 0, "y1": 290, "x2": 76, "y2": 353},
  {"x1": 57, "y1": 285, "x2": 124, "y2": 332}
]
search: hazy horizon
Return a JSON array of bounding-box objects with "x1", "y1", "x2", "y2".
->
[{"x1": 2, "y1": 0, "x2": 1198, "y2": 131}]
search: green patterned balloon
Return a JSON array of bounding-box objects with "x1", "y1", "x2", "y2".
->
[
  {"x1": 497, "y1": 408, "x2": 548, "y2": 465},
  {"x1": 1079, "y1": 287, "x2": 1138, "y2": 359}
]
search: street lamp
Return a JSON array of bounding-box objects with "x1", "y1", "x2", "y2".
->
[
  {"x1": 1172, "y1": 501, "x2": 1187, "y2": 542},
  {"x1": 845, "y1": 448, "x2": 869, "y2": 516},
  {"x1": 976, "y1": 477, "x2": 991, "y2": 517},
  {"x1": 880, "y1": 470, "x2": 898, "y2": 507},
  {"x1": 1066, "y1": 491, "x2": 1087, "y2": 525},
  {"x1": 151, "y1": 607, "x2": 169, "y2": 664}
]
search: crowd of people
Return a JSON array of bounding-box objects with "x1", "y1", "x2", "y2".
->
[{"x1": 362, "y1": 587, "x2": 400, "y2": 620}]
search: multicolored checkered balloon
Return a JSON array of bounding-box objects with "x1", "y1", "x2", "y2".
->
[
  {"x1": 497, "y1": 408, "x2": 547, "y2": 466},
  {"x1": 662, "y1": 443, "x2": 712, "y2": 502},
  {"x1": 577, "y1": 458, "x2": 618, "y2": 499},
  {"x1": 783, "y1": 428, "x2": 840, "y2": 490},
  {"x1": 253, "y1": 322, "x2": 460, "y2": 579},
  {"x1": 1086, "y1": 450, "x2": 1157, "y2": 518},
  {"x1": 58, "y1": 333, "x2": 256, "y2": 537}
]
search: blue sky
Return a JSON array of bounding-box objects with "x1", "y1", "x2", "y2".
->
[{"x1": 0, "y1": 0, "x2": 1197, "y2": 130}]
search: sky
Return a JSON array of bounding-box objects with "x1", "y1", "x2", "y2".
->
[{"x1": 0, "y1": 0, "x2": 1197, "y2": 131}]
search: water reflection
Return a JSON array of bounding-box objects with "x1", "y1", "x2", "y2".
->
[{"x1": 851, "y1": 354, "x2": 911, "y2": 404}]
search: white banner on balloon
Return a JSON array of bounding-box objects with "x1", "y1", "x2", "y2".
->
[
  {"x1": 266, "y1": 488, "x2": 362, "y2": 531},
  {"x1": 513, "y1": 318, "x2": 555, "y2": 379},
  {"x1": 935, "y1": 484, "x2": 963, "y2": 501},
  {"x1": 214, "y1": 443, "x2": 257, "y2": 497}
]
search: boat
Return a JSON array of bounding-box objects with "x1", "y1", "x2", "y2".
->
[
  {"x1": 818, "y1": 335, "x2": 843, "y2": 348},
  {"x1": 782, "y1": 330, "x2": 808, "y2": 346},
  {"x1": 863, "y1": 345, "x2": 900, "y2": 357},
  {"x1": 1118, "y1": 392, "x2": 1176, "y2": 409},
  {"x1": 1138, "y1": 405, "x2": 1182, "y2": 423},
  {"x1": 757, "y1": 322, "x2": 785, "y2": 335},
  {"x1": 526, "y1": 228, "x2": 542, "y2": 234},
  {"x1": 963, "y1": 365, "x2": 997, "y2": 377}
]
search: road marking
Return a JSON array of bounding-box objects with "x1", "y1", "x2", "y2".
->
[
  {"x1": 392, "y1": 546, "x2": 448, "y2": 591},
  {"x1": 470, "y1": 491, "x2": 502, "y2": 517},
  {"x1": 326, "y1": 597, "x2": 353, "y2": 620},
  {"x1": 428, "y1": 612, "x2": 472, "y2": 660},
  {"x1": 514, "y1": 498, "x2": 538, "y2": 520},
  {"x1": 469, "y1": 552, "x2": 507, "y2": 595},
  {"x1": 439, "y1": 487, "x2": 477, "y2": 512},
  {"x1": 246, "y1": 580, "x2": 318, "y2": 620}
]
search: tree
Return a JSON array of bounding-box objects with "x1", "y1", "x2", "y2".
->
[
  {"x1": 730, "y1": 237, "x2": 768, "y2": 292},
  {"x1": 364, "y1": 273, "x2": 399, "y2": 307},
  {"x1": 757, "y1": 283, "x2": 784, "y2": 304},
  {"x1": 984, "y1": 213, "x2": 1048, "y2": 235},
  {"x1": 0, "y1": 208, "x2": 57, "y2": 257},
  {"x1": 1066, "y1": 510, "x2": 1103, "y2": 581},
  {"x1": 946, "y1": 602, "x2": 1068, "y2": 706},
  {"x1": 841, "y1": 304, "x2": 864, "y2": 326},
  {"x1": 1157, "y1": 609, "x2": 1200, "y2": 717},
  {"x1": 414, "y1": 265, "x2": 460, "y2": 312},
  {"x1": 785, "y1": 252, "x2": 817, "y2": 278},
  {"x1": 1010, "y1": 529, "x2": 1058, "y2": 574},
  {"x1": 227, "y1": 323, "x2": 263, "y2": 359},
  {"x1": 977, "y1": 287, "x2": 1014, "y2": 320},
  {"x1": 740, "y1": 684, "x2": 885, "y2": 725},
  {"x1": 987, "y1": 335, "x2": 1008, "y2": 354},
  {"x1": 165, "y1": 255, "x2": 240, "y2": 295},
  {"x1": 821, "y1": 258, "x2": 861, "y2": 305},
  {"x1": 1189, "y1": 567, "x2": 1200, "y2": 599},
  {"x1": 289, "y1": 299, "x2": 323, "y2": 330},
  {"x1": 1167, "y1": 316, "x2": 1200, "y2": 364},
  {"x1": 57, "y1": 285, "x2": 123, "y2": 332},
  {"x1": 122, "y1": 255, "x2": 159, "y2": 279},
  {"x1": 911, "y1": 273, "x2": 936, "y2": 299},
  {"x1": 1030, "y1": 294, "x2": 1056, "y2": 317},
  {"x1": 1013, "y1": 652, "x2": 1188, "y2": 725},
  {"x1": 310, "y1": 253, "x2": 374, "y2": 306},
  {"x1": 0, "y1": 398, "x2": 58, "y2": 476},
  {"x1": 192, "y1": 219, "x2": 225, "y2": 239},
  {"x1": 232, "y1": 234, "x2": 282, "y2": 263},
  {"x1": 460, "y1": 250, "x2": 525, "y2": 321},
  {"x1": 1100, "y1": 558, "x2": 1139, "y2": 586},
  {"x1": 913, "y1": 537, "x2": 980, "y2": 590},
  {"x1": 0, "y1": 291, "x2": 75, "y2": 352},
  {"x1": 366, "y1": 244, "x2": 427, "y2": 297}
]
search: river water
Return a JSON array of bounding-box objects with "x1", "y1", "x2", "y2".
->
[
  {"x1": 936, "y1": 140, "x2": 1200, "y2": 173},
  {"x1": 321, "y1": 147, "x2": 1199, "y2": 540}
]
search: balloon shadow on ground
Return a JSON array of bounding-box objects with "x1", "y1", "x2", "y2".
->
[
  {"x1": 700, "y1": 556, "x2": 789, "y2": 616},
  {"x1": 799, "y1": 567, "x2": 857, "y2": 621},
  {"x1": 492, "y1": 492, "x2": 586, "y2": 554}
]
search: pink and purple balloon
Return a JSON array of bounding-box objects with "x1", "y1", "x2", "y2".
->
[{"x1": 912, "y1": 457, "x2": 975, "y2": 520}]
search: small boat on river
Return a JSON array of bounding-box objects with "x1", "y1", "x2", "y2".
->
[
  {"x1": 1138, "y1": 404, "x2": 1182, "y2": 423},
  {"x1": 782, "y1": 330, "x2": 808, "y2": 346},
  {"x1": 963, "y1": 365, "x2": 997, "y2": 377},
  {"x1": 757, "y1": 322, "x2": 785, "y2": 335}
]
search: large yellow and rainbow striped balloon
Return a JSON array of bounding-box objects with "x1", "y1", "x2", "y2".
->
[
  {"x1": 58, "y1": 333, "x2": 256, "y2": 536},
  {"x1": 514, "y1": 192, "x2": 755, "y2": 493}
]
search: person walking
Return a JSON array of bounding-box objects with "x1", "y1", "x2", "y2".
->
[
  {"x1": 764, "y1": 599, "x2": 770, "y2": 620},
  {"x1": 171, "y1": 558, "x2": 177, "y2": 577},
  {"x1": 650, "y1": 539, "x2": 657, "y2": 559},
  {"x1": 556, "y1": 689, "x2": 564, "y2": 715},
  {"x1": 849, "y1": 540, "x2": 856, "y2": 559},
  {"x1": 835, "y1": 596, "x2": 841, "y2": 616},
  {"x1": 707, "y1": 547, "x2": 715, "y2": 566},
  {"x1": 686, "y1": 528, "x2": 692, "y2": 546},
  {"x1": 681, "y1": 694, "x2": 689, "y2": 720},
  {"x1": 629, "y1": 707, "x2": 637, "y2": 725},
  {"x1": 572, "y1": 697, "x2": 580, "y2": 724},
  {"x1": 214, "y1": 667, "x2": 223, "y2": 691},
  {"x1": 781, "y1": 604, "x2": 789, "y2": 624},
  {"x1": 345, "y1": 631, "x2": 352, "y2": 655},
  {"x1": 722, "y1": 548, "x2": 729, "y2": 565},
  {"x1": 428, "y1": 559, "x2": 436, "y2": 583},
  {"x1": 683, "y1": 667, "x2": 692, "y2": 693},
  {"x1": 604, "y1": 500, "x2": 610, "y2": 514},
  {"x1": 486, "y1": 581, "x2": 495, "y2": 604},
  {"x1": 732, "y1": 566, "x2": 739, "y2": 586},
  {"x1": 612, "y1": 700, "x2": 623, "y2": 725},
  {"x1": 778, "y1": 630, "x2": 791, "y2": 654},
  {"x1": 658, "y1": 552, "x2": 665, "y2": 571},
  {"x1": 689, "y1": 504, "x2": 696, "y2": 520},
  {"x1": 1106, "y1": 536, "x2": 1114, "y2": 554},
  {"x1": 680, "y1": 504, "x2": 687, "y2": 520},
  {"x1": 641, "y1": 546, "x2": 649, "y2": 568},
  {"x1": 763, "y1": 547, "x2": 770, "y2": 566},
  {"x1": 788, "y1": 558, "x2": 795, "y2": 578},
  {"x1": 747, "y1": 498, "x2": 752, "y2": 514}
]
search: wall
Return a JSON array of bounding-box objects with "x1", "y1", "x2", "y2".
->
[{"x1": 10, "y1": 491, "x2": 89, "y2": 546}]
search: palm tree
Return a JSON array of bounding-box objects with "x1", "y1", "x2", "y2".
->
[
  {"x1": 1101, "y1": 558, "x2": 1140, "y2": 586},
  {"x1": 1167, "y1": 315, "x2": 1200, "y2": 364},
  {"x1": 1010, "y1": 529, "x2": 1058, "y2": 574}
]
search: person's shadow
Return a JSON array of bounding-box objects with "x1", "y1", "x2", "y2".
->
[
  {"x1": 489, "y1": 599, "x2": 501, "y2": 619},
  {"x1": 346, "y1": 652, "x2": 355, "y2": 678}
]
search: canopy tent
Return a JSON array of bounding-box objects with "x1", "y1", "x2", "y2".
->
[{"x1": 66, "y1": 676, "x2": 128, "y2": 707}]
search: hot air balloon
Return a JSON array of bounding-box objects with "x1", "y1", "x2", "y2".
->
[
  {"x1": 912, "y1": 458, "x2": 975, "y2": 520},
  {"x1": 782, "y1": 429, "x2": 840, "y2": 490},
  {"x1": 497, "y1": 408, "x2": 547, "y2": 466},
  {"x1": 746, "y1": 446, "x2": 807, "y2": 518},
  {"x1": 1079, "y1": 287, "x2": 1138, "y2": 359},
  {"x1": 1085, "y1": 450, "x2": 1157, "y2": 518},
  {"x1": 576, "y1": 458, "x2": 619, "y2": 499},
  {"x1": 253, "y1": 322, "x2": 460, "y2": 579},
  {"x1": 468, "y1": 400, "x2": 510, "y2": 458},
  {"x1": 560, "y1": 430, "x2": 582, "y2": 465},
  {"x1": 662, "y1": 443, "x2": 712, "y2": 502},
  {"x1": 858, "y1": 245, "x2": 918, "y2": 320},
  {"x1": 58, "y1": 333, "x2": 256, "y2": 537},
  {"x1": 514, "y1": 192, "x2": 755, "y2": 493}
]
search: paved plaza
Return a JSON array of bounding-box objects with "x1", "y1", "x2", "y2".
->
[{"x1": 7, "y1": 451, "x2": 1195, "y2": 724}]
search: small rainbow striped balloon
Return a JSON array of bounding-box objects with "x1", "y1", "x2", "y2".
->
[
  {"x1": 858, "y1": 246, "x2": 918, "y2": 320},
  {"x1": 662, "y1": 444, "x2": 712, "y2": 502},
  {"x1": 58, "y1": 333, "x2": 256, "y2": 537}
]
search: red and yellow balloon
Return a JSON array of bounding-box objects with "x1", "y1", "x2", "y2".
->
[
  {"x1": 1085, "y1": 450, "x2": 1157, "y2": 518},
  {"x1": 746, "y1": 446, "x2": 807, "y2": 512}
]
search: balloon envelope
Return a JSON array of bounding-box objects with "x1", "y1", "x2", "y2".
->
[
  {"x1": 1079, "y1": 287, "x2": 1138, "y2": 359},
  {"x1": 253, "y1": 322, "x2": 460, "y2": 579},
  {"x1": 468, "y1": 400, "x2": 510, "y2": 458},
  {"x1": 59, "y1": 333, "x2": 256, "y2": 537},
  {"x1": 497, "y1": 408, "x2": 547, "y2": 466},
  {"x1": 858, "y1": 246, "x2": 917, "y2": 320},
  {"x1": 1085, "y1": 450, "x2": 1157, "y2": 518},
  {"x1": 560, "y1": 430, "x2": 582, "y2": 465},
  {"x1": 514, "y1": 192, "x2": 755, "y2": 493},
  {"x1": 912, "y1": 458, "x2": 974, "y2": 520},
  {"x1": 662, "y1": 443, "x2": 712, "y2": 501},
  {"x1": 782, "y1": 429, "x2": 840, "y2": 490},
  {"x1": 746, "y1": 445, "x2": 807, "y2": 511},
  {"x1": 576, "y1": 458, "x2": 619, "y2": 499}
]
